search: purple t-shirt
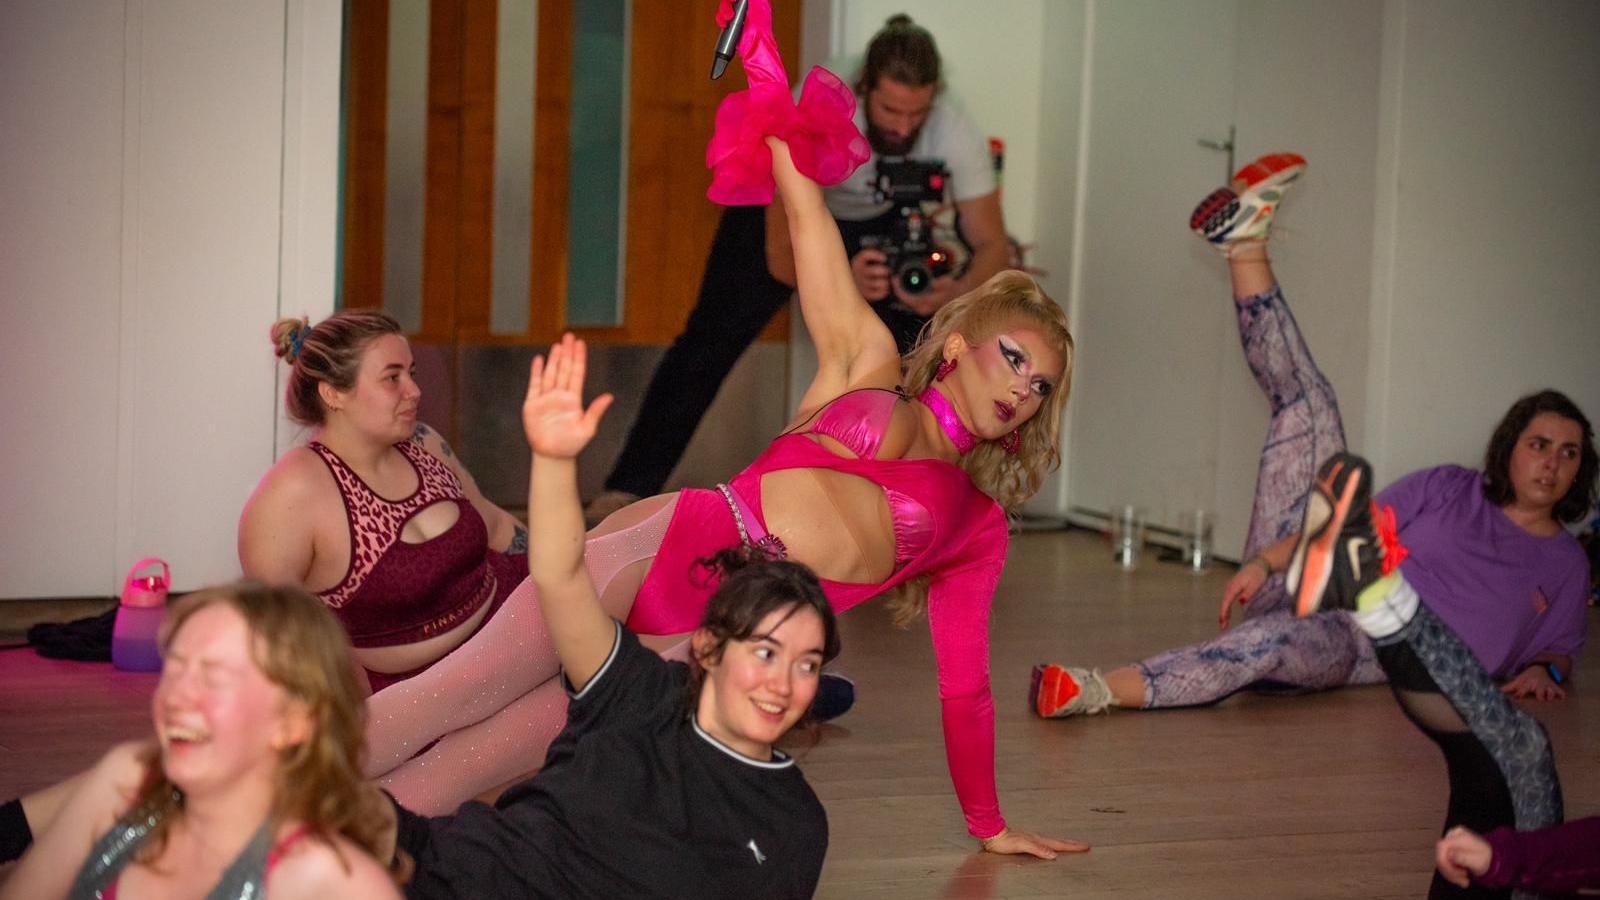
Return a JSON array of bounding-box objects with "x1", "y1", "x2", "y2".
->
[{"x1": 1375, "y1": 465, "x2": 1589, "y2": 678}]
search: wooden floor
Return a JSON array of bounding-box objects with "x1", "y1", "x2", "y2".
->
[{"x1": 2, "y1": 529, "x2": 1596, "y2": 898}]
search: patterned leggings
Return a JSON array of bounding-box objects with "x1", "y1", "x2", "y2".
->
[
  {"x1": 1137, "y1": 285, "x2": 1383, "y2": 708},
  {"x1": 1375, "y1": 592, "x2": 1561, "y2": 900}
]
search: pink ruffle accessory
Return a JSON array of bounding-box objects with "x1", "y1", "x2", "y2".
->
[{"x1": 704, "y1": 0, "x2": 869, "y2": 205}]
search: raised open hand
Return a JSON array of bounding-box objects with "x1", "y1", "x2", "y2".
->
[{"x1": 522, "y1": 333, "x2": 613, "y2": 460}]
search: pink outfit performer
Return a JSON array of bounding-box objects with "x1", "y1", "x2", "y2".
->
[
  {"x1": 632, "y1": 388, "x2": 1009, "y2": 836},
  {"x1": 363, "y1": 1, "x2": 1044, "y2": 849}
]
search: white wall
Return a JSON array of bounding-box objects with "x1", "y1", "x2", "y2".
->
[
  {"x1": 1022, "y1": 0, "x2": 1088, "y2": 516},
  {"x1": 0, "y1": 3, "x2": 125, "y2": 596},
  {"x1": 1031, "y1": 0, "x2": 1598, "y2": 553},
  {"x1": 1054, "y1": 0, "x2": 1248, "y2": 544},
  {"x1": 276, "y1": 0, "x2": 346, "y2": 458},
  {"x1": 1045, "y1": 0, "x2": 1381, "y2": 550},
  {"x1": 0, "y1": 0, "x2": 342, "y2": 597},
  {"x1": 1366, "y1": 0, "x2": 1600, "y2": 484}
]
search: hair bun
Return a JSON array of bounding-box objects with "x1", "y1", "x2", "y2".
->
[
  {"x1": 271, "y1": 316, "x2": 312, "y2": 363},
  {"x1": 885, "y1": 13, "x2": 914, "y2": 29}
]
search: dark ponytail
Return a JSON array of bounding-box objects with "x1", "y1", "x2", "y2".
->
[{"x1": 856, "y1": 13, "x2": 941, "y2": 95}]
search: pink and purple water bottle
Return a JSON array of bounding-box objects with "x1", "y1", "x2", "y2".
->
[{"x1": 113, "y1": 558, "x2": 168, "y2": 672}]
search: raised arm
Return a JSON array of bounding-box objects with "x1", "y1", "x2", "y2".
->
[
  {"x1": 767, "y1": 137, "x2": 899, "y2": 407},
  {"x1": 521, "y1": 334, "x2": 617, "y2": 691}
]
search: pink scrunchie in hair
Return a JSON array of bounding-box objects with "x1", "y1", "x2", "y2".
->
[{"x1": 705, "y1": 0, "x2": 869, "y2": 205}]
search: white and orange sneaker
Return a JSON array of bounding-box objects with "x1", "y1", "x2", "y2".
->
[
  {"x1": 1030, "y1": 664, "x2": 1114, "y2": 718},
  {"x1": 1189, "y1": 152, "x2": 1307, "y2": 253}
]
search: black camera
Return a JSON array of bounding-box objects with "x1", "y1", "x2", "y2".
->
[{"x1": 862, "y1": 157, "x2": 956, "y2": 297}]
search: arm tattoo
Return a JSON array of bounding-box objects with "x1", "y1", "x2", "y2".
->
[
  {"x1": 508, "y1": 525, "x2": 529, "y2": 555},
  {"x1": 410, "y1": 422, "x2": 456, "y2": 458}
]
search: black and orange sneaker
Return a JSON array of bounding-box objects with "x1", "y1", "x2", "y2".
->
[{"x1": 1286, "y1": 453, "x2": 1384, "y2": 616}]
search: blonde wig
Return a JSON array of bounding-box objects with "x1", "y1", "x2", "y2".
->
[{"x1": 888, "y1": 270, "x2": 1075, "y2": 625}]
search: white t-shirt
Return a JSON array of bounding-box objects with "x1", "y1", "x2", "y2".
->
[{"x1": 815, "y1": 59, "x2": 995, "y2": 222}]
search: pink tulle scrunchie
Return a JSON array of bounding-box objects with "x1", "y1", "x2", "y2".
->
[{"x1": 705, "y1": 0, "x2": 869, "y2": 205}]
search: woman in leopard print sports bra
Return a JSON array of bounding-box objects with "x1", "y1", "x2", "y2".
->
[{"x1": 239, "y1": 311, "x2": 530, "y2": 691}]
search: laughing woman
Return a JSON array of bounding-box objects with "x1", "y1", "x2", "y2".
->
[{"x1": 1, "y1": 583, "x2": 397, "y2": 900}]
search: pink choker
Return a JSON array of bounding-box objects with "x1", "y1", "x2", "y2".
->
[{"x1": 916, "y1": 387, "x2": 978, "y2": 456}]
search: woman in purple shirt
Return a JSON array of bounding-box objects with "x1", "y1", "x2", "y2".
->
[
  {"x1": 1291, "y1": 389, "x2": 1595, "y2": 900},
  {"x1": 1033, "y1": 157, "x2": 1588, "y2": 720}
]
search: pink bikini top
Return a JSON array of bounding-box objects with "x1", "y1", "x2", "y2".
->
[
  {"x1": 795, "y1": 388, "x2": 935, "y2": 566},
  {"x1": 309, "y1": 440, "x2": 504, "y2": 647}
]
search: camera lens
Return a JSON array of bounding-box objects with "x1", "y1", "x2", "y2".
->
[{"x1": 898, "y1": 264, "x2": 932, "y2": 295}]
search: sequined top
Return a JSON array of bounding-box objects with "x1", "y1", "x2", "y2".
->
[{"x1": 69, "y1": 803, "x2": 308, "y2": 900}]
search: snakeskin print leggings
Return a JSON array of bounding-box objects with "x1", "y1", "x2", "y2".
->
[{"x1": 1137, "y1": 285, "x2": 1384, "y2": 708}]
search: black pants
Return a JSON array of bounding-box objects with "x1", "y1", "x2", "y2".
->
[{"x1": 603, "y1": 205, "x2": 924, "y2": 498}]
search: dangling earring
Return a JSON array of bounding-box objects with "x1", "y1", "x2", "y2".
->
[
  {"x1": 935, "y1": 358, "x2": 957, "y2": 381},
  {"x1": 1000, "y1": 429, "x2": 1020, "y2": 456}
]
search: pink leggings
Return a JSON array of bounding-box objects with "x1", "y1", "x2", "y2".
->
[{"x1": 365, "y1": 498, "x2": 679, "y2": 814}]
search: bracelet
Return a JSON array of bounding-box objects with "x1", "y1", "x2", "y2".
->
[
  {"x1": 1247, "y1": 556, "x2": 1273, "y2": 577},
  {"x1": 1545, "y1": 662, "x2": 1564, "y2": 685}
]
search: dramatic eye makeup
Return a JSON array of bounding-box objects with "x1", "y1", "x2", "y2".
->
[
  {"x1": 999, "y1": 341, "x2": 1023, "y2": 368},
  {"x1": 998, "y1": 337, "x2": 1055, "y2": 398}
]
